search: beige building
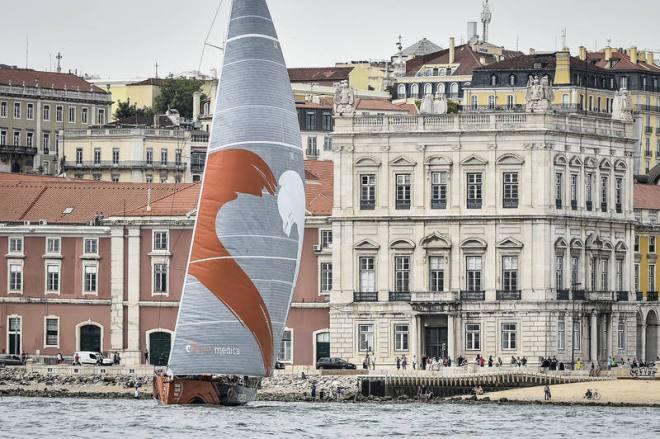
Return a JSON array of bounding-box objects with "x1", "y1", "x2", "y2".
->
[{"x1": 0, "y1": 66, "x2": 112, "y2": 175}]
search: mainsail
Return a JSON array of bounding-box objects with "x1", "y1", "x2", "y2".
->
[{"x1": 169, "y1": 0, "x2": 305, "y2": 377}]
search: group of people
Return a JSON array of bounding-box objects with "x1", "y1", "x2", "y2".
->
[{"x1": 539, "y1": 356, "x2": 565, "y2": 371}]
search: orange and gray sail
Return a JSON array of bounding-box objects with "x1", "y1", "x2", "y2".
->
[{"x1": 169, "y1": 0, "x2": 305, "y2": 377}]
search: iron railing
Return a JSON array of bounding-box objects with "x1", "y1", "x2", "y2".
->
[
  {"x1": 460, "y1": 290, "x2": 485, "y2": 301},
  {"x1": 616, "y1": 291, "x2": 629, "y2": 302},
  {"x1": 648, "y1": 291, "x2": 659, "y2": 302},
  {"x1": 389, "y1": 291, "x2": 411, "y2": 302},
  {"x1": 353, "y1": 291, "x2": 378, "y2": 302},
  {"x1": 0, "y1": 145, "x2": 37, "y2": 155},
  {"x1": 557, "y1": 289, "x2": 570, "y2": 300},
  {"x1": 467, "y1": 199, "x2": 482, "y2": 209},
  {"x1": 496, "y1": 290, "x2": 521, "y2": 300},
  {"x1": 63, "y1": 161, "x2": 187, "y2": 171}
]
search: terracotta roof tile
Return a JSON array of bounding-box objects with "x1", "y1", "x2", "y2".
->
[
  {"x1": 588, "y1": 51, "x2": 660, "y2": 73},
  {"x1": 406, "y1": 44, "x2": 523, "y2": 77},
  {"x1": 356, "y1": 99, "x2": 418, "y2": 114},
  {"x1": 288, "y1": 67, "x2": 354, "y2": 83},
  {"x1": 0, "y1": 66, "x2": 107, "y2": 93},
  {"x1": 634, "y1": 184, "x2": 660, "y2": 210}
]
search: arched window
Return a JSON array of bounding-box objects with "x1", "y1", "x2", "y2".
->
[
  {"x1": 437, "y1": 83, "x2": 446, "y2": 95},
  {"x1": 471, "y1": 95, "x2": 478, "y2": 109},
  {"x1": 410, "y1": 84, "x2": 419, "y2": 97},
  {"x1": 424, "y1": 83, "x2": 433, "y2": 95},
  {"x1": 397, "y1": 84, "x2": 406, "y2": 98},
  {"x1": 490, "y1": 75, "x2": 498, "y2": 86},
  {"x1": 509, "y1": 74, "x2": 516, "y2": 86},
  {"x1": 488, "y1": 95, "x2": 496, "y2": 109},
  {"x1": 450, "y1": 82, "x2": 459, "y2": 96}
]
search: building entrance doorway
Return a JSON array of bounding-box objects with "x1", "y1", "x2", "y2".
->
[
  {"x1": 424, "y1": 327, "x2": 448, "y2": 359},
  {"x1": 315, "y1": 332, "x2": 330, "y2": 362},
  {"x1": 79, "y1": 324, "x2": 101, "y2": 352},
  {"x1": 149, "y1": 331, "x2": 172, "y2": 366},
  {"x1": 8, "y1": 316, "x2": 21, "y2": 355}
]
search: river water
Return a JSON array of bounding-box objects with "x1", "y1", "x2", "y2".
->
[{"x1": 2, "y1": 397, "x2": 659, "y2": 438}]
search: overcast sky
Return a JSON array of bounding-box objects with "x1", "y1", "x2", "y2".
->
[{"x1": 1, "y1": 0, "x2": 658, "y2": 80}]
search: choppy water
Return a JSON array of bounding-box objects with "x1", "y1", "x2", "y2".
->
[{"x1": 1, "y1": 397, "x2": 659, "y2": 438}]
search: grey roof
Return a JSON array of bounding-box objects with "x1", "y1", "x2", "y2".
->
[{"x1": 400, "y1": 38, "x2": 443, "y2": 57}]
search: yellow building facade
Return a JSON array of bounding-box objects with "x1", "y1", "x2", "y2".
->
[
  {"x1": 634, "y1": 183, "x2": 660, "y2": 298},
  {"x1": 93, "y1": 78, "x2": 164, "y2": 120}
]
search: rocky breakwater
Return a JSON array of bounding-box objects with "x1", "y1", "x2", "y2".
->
[
  {"x1": 258, "y1": 374, "x2": 362, "y2": 402},
  {"x1": 0, "y1": 367, "x2": 152, "y2": 399}
]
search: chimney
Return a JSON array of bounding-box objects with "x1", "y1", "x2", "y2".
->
[
  {"x1": 647, "y1": 52, "x2": 655, "y2": 66},
  {"x1": 479, "y1": 56, "x2": 486, "y2": 65},
  {"x1": 604, "y1": 46, "x2": 613, "y2": 61},
  {"x1": 192, "y1": 91, "x2": 201, "y2": 120},
  {"x1": 578, "y1": 46, "x2": 587, "y2": 61},
  {"x1": 153, "y1": 114, "x2": 160, "y2": 128},
  {"x1": 629, "y1": 46, "x2": 638, "y2": 64},
  {"x1": 554, "y1": 51, "x2": 571, "y2": 85},
  {"x1": 529, "y1": 48, "x2": 536, "y2": 55},
  {"x1": 449, "y1": 37, "x2": 456, "y2": 64}
]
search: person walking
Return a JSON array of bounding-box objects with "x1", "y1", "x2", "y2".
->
[
  {"x1": 402, "y1": 354, "x2": 408, "y2": 370},
  {"x1": 311, "y1": 382, "x2": 317, "y2": 399},
  {"x1": 412, "y1": 355, "x2": 417, "y2": 370},
  {"x1": 544, "y1": 384, "x2": 551, "y2": 401},
  {"x1": 488, "y1": 356, "x2": 493, "y2": 367},
  {"x1": 144, "y1": 350, "x2": 149, "y2": 364},
  {"x1": 396, "y1": 356, "x2": 401, "y2": 370}
]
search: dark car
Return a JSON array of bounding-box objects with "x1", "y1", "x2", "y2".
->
[
  {"x1": 0, "y1": 354, "x2": 23, "y2": 366},
  {"x1": 316, "y1": 357, "x2": 356, "y2": 370}
]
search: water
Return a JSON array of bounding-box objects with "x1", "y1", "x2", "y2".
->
[{"x1": 1, "y1": 397, "x2": 659, "y2": 438}]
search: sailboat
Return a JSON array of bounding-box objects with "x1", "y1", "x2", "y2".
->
[{"x1": 154, "y1": 0, "x2": 305, "y2": 406}]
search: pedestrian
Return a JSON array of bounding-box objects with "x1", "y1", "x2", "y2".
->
[
  {"x1": 21, "y1": 351, "x2": 27, "y2": 364},
  {"x1": 479, "y1": 356, "x2": 485, "y2": 367},
  {"x1": 363, "y1": 353, "x2": 370, "y2": 370},
  {"x1": 74, "y1": 353, "x2": 80, "y2": 366},
  {"x1": 412, "y1": 355, "x2": 417, "y2": 370},
  {"x1": 144, "y1": 350, "x2": 149, "y2": 364},
  {"x1": 488, "y1": 355, "x2": 493, "y2": 367},
  {"x1": 56, "y1": 352, "x2": 63, "y2": 365},
  {"x1": 402, "y1": 354, "x2": 408, "y2": 370},
  {"x1": 371, "y1": 354, "x2": 376, "y2": 370},
  {"x1": 311, "y1": 382, "x2": 317, "y2": 399},
  {"x1": 134, "y1": 386, "x2": 141, "y2": 399},
  {"x1": 544, "y1": 384, "x2": 551, "y2": 401},
  {"x1": 396, "y1": 356, "x2": 401, "y2": 370}
]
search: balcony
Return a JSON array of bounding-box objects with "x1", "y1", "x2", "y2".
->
[
  {"x1": 460, "y1": 290, "x2": 485, "y2": 301},
  {"x1": 190, "y1": 163, "x2": 205, "y2": 173},
  {"x1": 636, "y1": 292, "x2": 644, "y2": 301},
  {"x1": 389, "y1": 291, "x2": 411, "y2": 302},
  {"x1": 467, "y1": 199, "x2": 482, "y2": 209},
  {"x1": 353, "y1": 291, "x2": 378, "y2": 302},
  {"x1": 648, "y1": 291, "x2": 659, "y2": 302},
  {"x1": 410, "y1": 291, "x2": 458, "y2": 303},
  {"x1": 616, "y1": 291, "x2": 629, "y2": 302},
  {"x1": 496, "y1": 290, "x2": 521, "y2": 300},
  {"x1": 503, "y1": 198, "x2": 518, "y2": 209},
  {"x1": 431, "y1": 199, "x2": 447, "y2": 209},
  {"x1": 395, "y1": 200, "x2": 411, "y2": 210},
  {"x1": 557, "y1": 289, "x2": 570, "y2": 300},
  {"x1": 63, "y1": 160, "x2": 187, "y2": 172},
  {"x1": 573, "y1": 290, "x2": 586, "y2": 301},
  {"x1": 0, "y1": 144, "x2": 37, "y2": 155},
  {"x1": 586, "y1": 291, "x2": 614, "y2": 301},
  {"x1": 63, "y1": 127, "x2": 185, "y2": 139},
  {"x1": 360, "y1": 200, "x2": 375, "y2": 210},
  {"x1": 556, "y1": 199, "x2": 562, "y2": 209},
  {"x1": 586, "y1": 201, "x2": 593, "y2": 212}
]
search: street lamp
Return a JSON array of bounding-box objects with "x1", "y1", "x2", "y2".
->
[{"x1": 571, "y1": 282, "x2": 582, "y2": 371}]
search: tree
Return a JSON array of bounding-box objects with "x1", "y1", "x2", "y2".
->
[
  {"x1": 154, "y1": 76, "x2": 204, "y2": 119},
  {"x1": 114, "y1": 100, "x2": 154, "y2": 121}
]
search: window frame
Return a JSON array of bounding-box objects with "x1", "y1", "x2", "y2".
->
[
  {"x1": 395, "y1": 173, "x2": 412, "y2": 210},
  {"x1": 502, "y1": 172, "x2": 518, "y2": 208},
  {"x1": 429, "y1": 255, "x2": 446, "y2": 292},
  {"x1": 358, "y1": 256, "x2": 376, "y2": 293},
  {"x1": 44, "y1": 316, "x2": 60, "y2": 348},
  {"x1": 357, "y1": 323, "x2": 374, "y2": 353},
  {"x1": 501, "y1": 323, "x2": 517, "y2": 350},
  {"x1": 45, "y1": 261, "x2": 61, "y2": 295},
  {"x1": 466, "y1": 172, "x2": 483, "y2": 209},
  {"x1": 152, "y1": 261, "x2": 169, "y2": 296},
  {"x1": 466, "y1": 256, "x2": 482, "y2": 291},
  {"x1": 558, "y1": 316, "x2": 565, "y2": 351},
  {"x1": 394, "y1": 255, "x2": 411, "y2": 292},
  {"x1": 152, "y1": 230, "x2": 169, "y2": 252},
  {"x1": 465, "y1": 323, "x2": 481, "y2": 351},
  {"x1": 502, "y1": 255, "x2": 519, "y2": 291},
  {"x1": 320, "y1": 262, "x2": 332, "y2": 293},
  {"x1": 8, "y1": 236, "x2": 24, "y2": 255},
  {"x1": 8, "y1": 260, "x2": 23, "y2": 294},
  {"x1": 431, "y1": 171, "x2": 448, "y2": 209},
  {"x1": 46, "y1": 237, "x2": 61, "y2": 255},
  {"x1": 83, "y1": 238, "x2": 98, "y2": 255},
  {"x1": 393, "y1": 324, "x2": 409, "y2": 352},
  {"x1": 359, "y1": 174, "x2": 376, "y2": 210},
  {"x1": 278, "y1": 328, "x2": 293, "y2": 363},
  {"x1": 83, "y1": 263, "x2": 98, "y2": 294}
]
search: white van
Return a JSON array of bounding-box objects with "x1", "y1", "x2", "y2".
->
[{"x1": 73, "y1": 351, "x2": 114, "y2": 366}]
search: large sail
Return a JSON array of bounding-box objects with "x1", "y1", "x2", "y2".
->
[{"x1": 169, "y1": 0, "x2": 305, "y2": 377}]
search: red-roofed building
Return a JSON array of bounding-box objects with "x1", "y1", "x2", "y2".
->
[
  {"x1": 0, "y1": 162, "x2": 333, "y2": 368},
  {"x1": 0, "y1": 65, "x2": 112, "y2": 176}
]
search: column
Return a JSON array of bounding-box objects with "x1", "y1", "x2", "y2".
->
[
  {"x1": 410, "y1": 313, "x2": 418, "y2": 367},
  {"x1": 641, "y1": 323, "x2": 647, "y2": 362},
  {"x1": 110, "y1": 227, "x2": 124, "y2": 352},
  {"x1": 447, "y1": 313, "x2": 455, "y2": 362},
  {"x1": 127, "y1": 227, "x2": 141, "y2": 365},
  {"x1": 606, "y1": 314, "x2": 613, "y2": 360},
  {"x1": 590, "y1": 311, "x2": 598, "y2": 363}
]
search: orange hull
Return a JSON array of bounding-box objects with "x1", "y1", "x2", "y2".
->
[{"x1": 153, "y1": 374, "x2": 258, "y2": 406}]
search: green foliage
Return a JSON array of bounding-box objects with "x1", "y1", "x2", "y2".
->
[
  {"x1": 154, "y1": 76, "x2": 204, "y2": 119},
  {"x1": 114, "y1": 100, "x2": 154, "y2": 121},
  {"x1": 447, "y1": 100, "x2": 460, "y2": 114}
]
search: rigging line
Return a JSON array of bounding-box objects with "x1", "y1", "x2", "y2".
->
[{"x1": 197, "y1": 0, "x2": 226, "y2": 73}]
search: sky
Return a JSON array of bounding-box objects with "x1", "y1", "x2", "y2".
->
[{"x1": 1, "y1": 0, "x2": 658, "y2": 80}]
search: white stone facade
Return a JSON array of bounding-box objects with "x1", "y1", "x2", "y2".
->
[{"x1": 329, "y1": 112, "x2": 640, "y2": 368}]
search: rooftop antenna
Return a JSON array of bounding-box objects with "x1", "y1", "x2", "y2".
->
[
  {"x1": 480, "y1": 0, "x2": 492, "y2": 43},
  {"x1": 155, "y1": 61, "x2": 159, "y2": 78},
  {"x1": 561, "y1": 28, "x2": 567, "y2": 51},
  {"x1": 25, "y1": 36, "x2": 28, "y2": 68},
  {"x1": 516, "y1": 34, "x2": 519, "y2": 52},
  {"x1": 56, "y1": 52, "x2": 62, "y2": 73}
]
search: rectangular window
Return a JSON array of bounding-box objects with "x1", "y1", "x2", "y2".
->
[
  {"x1": 617, "y1": 319, "x2": 625, "y2": 351},
  {"x1": 305, "y1": 112, "x2": 316, "y2": 130},
  {"x1": 153, "y1": 231, "x2": 168, "y2": 251},
  {"x1": 46, "y1": 264, "x2": 60, "y2": 293},
  {"x1": 46, "y1": 237, "x2": 60, "y2": 254},
  {"x1": 306, "y1": 136, "x2": 318, "y2": 157},
  {"x1": 9, "y1": 263, "x2": 23, "y2": 292},
  {"x1": 320, "y1": 263, "x2": 332, "y2": 292},
  {"x1": 501, "y1": 323, "x2": 517, "y2": 350},
  {"x1": 68, "y1": 107, "x2": 76, "y2": 123},
  {"x1": 93, "y1": 148, "x2": 101, "y2": 165},
  {"x1": 84, "y1": 238, "x2": 98, "y2": 254},
  {"x1": 586, "y1": 173, "x2": 593, "y2": 208},
  {"x1": 320, "y1": 230, "x2": 333, "y2": 249},
  {"x1": 8, "y1": 316, "x2": 21, "y2": 355},
  {"x1": 14, "y1": 102, "x2": 21, "y2": 119},
  {"x1": 431, "y1": 171, "x2": 448, "y2": 209},
  {"x1": 601, "y1": 176, "x2": 608, "y2": 212},
  {"x1": 360, "y1": 174, "x2": 376, "y2": 210},
  {"x1": 466, "y1": 256, "x2": 482, "y2": 291},
  {"x1": 146, "y1": 148, "x2": 153, "y2": 165},
  {"x1": 506, "y1": 95, "x2": 514, "y2": 109},
  {"x1": 503, "y1": 172, "x2": 518, "y2": 208},
  {"x1": 0, "y1": 101, "x2": 6, "y2": 117},
  {"x1": 56, "y1": 105, "x2": 63, "y2": 122},
  {"x1": 175, "y1": 149, "x2": 182, "y2": 166},
  {"x1": 465, "y1": 323, "x2": 481, "y2": 350},
  {"x1": 81, "y1": 107, "x2": 89, "y2": 124},
  {"x1": 323, "y1": 136, "x2": 332, "y2": 151},
  {"x1": 570, "y1": 174, "x2": 578, "y2": 208},
  {"x1": 9, "y1": 237, "x2": 23, "y2": 254},
  {"x1": 395, "y1": 174, "x2": 411, "y2": 210},
  {"x1": 573, "y1": 321, "x2": 581, "y2": 351},
  {"x1": 558, "y1": 316, "x2": 565, "y2": 351},
  {"x1": 590, "y1": 256, "x2": 598, "y2": 291},
  {"x1": 358, "y1": 324, "x2": 374, "y2": 352},
  {"x1": 12, "y1": 130, "x2": 20, "y2": 146},
  {"x1": 27, "y1": 103, "x2": 34, "y2": 120},
  {"x1": 84, "y1": 265, "x2": 97, "y2": 293},
  {"x1": 43, "y1": 104, "x2": 50, "y2": 121},
  {"x1": 278, "y1": 329, "x2": 292, "y2": 362},
  {"x1": 649, "y1": 265, "x2": 656, "y2": 292},
  {"x1": 635, "y1": 235, "x2": 640, "y2": 253},
  {"x1": 75, "y1": 148, "x2": 83, "y2": 164},
  {"x1": 502, "y1": 256, "x2": 518, "y2": 291},
  {"x1": 555, "y1": 255, "x2": 564, "y2": 289},
  {"x1": 0, "y1": 130, "x2": 5, "y2": 145},
  {"x1": 601, "y1": 259, "x2": 609, "y2": 290},
  {"x1": 429, "y1": 256, "x2": 445, "y2": 292},
  {"x1": 616, "y1": 259, "x2": 623, "y2": 291},
  {"x1": 160, "y1": 148, "x2": 168, "y2": 165},
  {"x1": 112, "y1": 148, "x2": 119, "y2": 164},
  {"x1": 359, "y1": 256, "x2": 375, "y2": 292},
  {"x1": 322, "y1": 112, "x2": 332, "y2": 131},
  {"x1": 394, "y1": 324, "x2": 409, "y2": 351},
  {"x1": 467, "y1": 173, "x2": 483, "y2": 209},
  {"x1": 153, "y1": 263, "x2": 168, "y2": 294},
  {"x1": 615, "y1": 178, "x2": 623, "y2": 212},
  {"x1": 42, "y1": 133, "x2": 50, "y2": 154},
  {"x1": 649, "y1": 236, "x2": 656, "y2": 254},
  {"x1": 635, "y1": 263, "x2": 640, "y2": 291},
  {"x1": 555, "y1": 173, "x2": 563, "y2": 208},
  {"x1": 394, "y1": 256, "x2": 410, "y2": 292},
  {"x1": 45, "y1": 318, "x2": 59, "y2": 347},
  {"x1": 26, "y1": 132, "x2": 33, "y2": 147},
  {"x1": 571, "y1": 256, "x2": 579, "y2": 287},
  {"x1": 97, "y1": 109, "x2": 105, "y2": 124}
]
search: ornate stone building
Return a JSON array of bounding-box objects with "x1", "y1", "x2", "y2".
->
[{"x1": 329, "y1": 106, "x2": 643, "y2": 368}]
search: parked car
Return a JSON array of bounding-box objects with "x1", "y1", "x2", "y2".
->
[
  {"x1": 275, "y1": 361, "x2": 285, "y2": 370},
  {"x1": 73, "y1": 351, "x2": 114, "y2": 366},
  {"x1": 316, "y1": 357, "x2": 356, "y2": 370},
  {"x1": 0, "y1": 354, "x2": 23, "y2": 366}
]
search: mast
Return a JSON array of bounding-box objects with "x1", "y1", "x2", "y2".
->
[{"x1": 167, "y1": 0, "x2": 305, "y2": 378}]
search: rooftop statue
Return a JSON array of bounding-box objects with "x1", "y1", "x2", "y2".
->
[
  {"x1": 525, "y1": 75, "x2": 554, "y2": 113},
  {"x1": 420, "y1": 93, "x2": 434, "y2": 114},
  {"x1": 433, "y1": 92, "x2": 448, "y2": 115},
  {"x1": 334, "y1": 80, "x2": 355, "y2": 116},
  {"x1": 612, "y1": 88, "x2": 633, "y2": 122}
]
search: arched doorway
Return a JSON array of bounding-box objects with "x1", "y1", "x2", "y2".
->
[
  {"x1": 79, "y1": 324, "x2": 101, "y2": 352},
  {"x1": 148, "y1": 331, "x2": 172, "y2": 366},
  {"x1": 636, "y1": 312, "x2": 644, "y2": 361},
  {"x1": 646, "y1": 310, "x2": 658, "y2": 363},
  {"x1": 315, "y1": 331, "x2": 330, "y2": 362}
]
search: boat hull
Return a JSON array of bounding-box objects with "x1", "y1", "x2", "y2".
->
[{"x1": 153, "y1": 374, "x2": 258, "y2": 406}]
